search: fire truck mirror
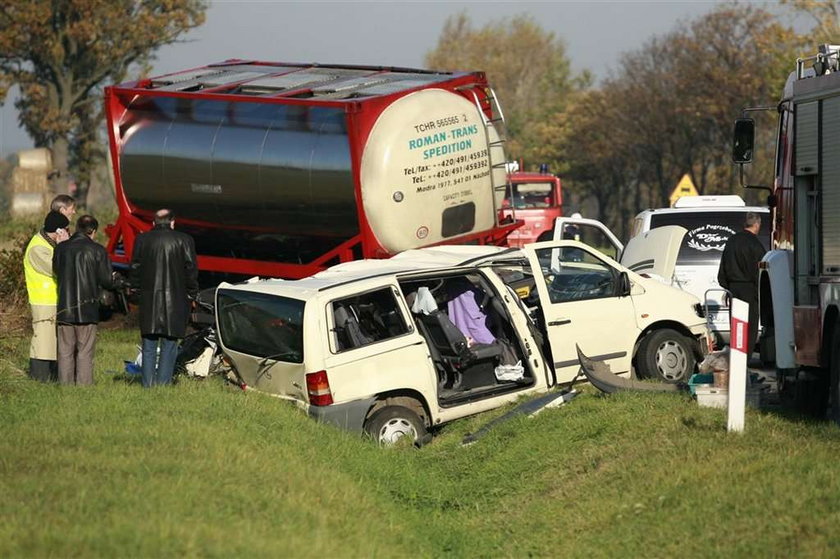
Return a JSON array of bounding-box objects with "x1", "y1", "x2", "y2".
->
[
  {"x1": 767, "y1": 193, "x2": 777, "y2": 209},
  {"x1": 732, "y1": 118, "x2": 755, "y2": 164}
]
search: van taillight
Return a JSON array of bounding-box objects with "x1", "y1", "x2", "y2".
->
[{"x1": 306, "y1": 370, "x2": 333, "y2": 406}]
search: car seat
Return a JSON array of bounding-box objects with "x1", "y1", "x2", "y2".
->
[
  {"x1": 333, "y1": 304, "x2": 373, "y2": 350},
  {"x1": 416, "y1": 310, "x2": 502, "y2": 388}
]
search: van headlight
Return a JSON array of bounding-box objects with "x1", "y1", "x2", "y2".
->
[{"x1": 693, "y1": 303, "x2": 706, "y2": 318}]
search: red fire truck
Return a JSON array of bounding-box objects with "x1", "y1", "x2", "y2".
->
[
  {"x1": 103, "y1": 60, "x2": 520, "y2": 279},
  {"x1": 734, "y1": 44, "x2": 840, "y2": 418},
  {"x1": 499, "y1": 165, "x2": 564, "y2": 247}
]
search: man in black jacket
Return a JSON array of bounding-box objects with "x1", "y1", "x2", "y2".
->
[
  {"x1": 718, "y1": 212, "x2": 767, "y2": 355},
  {"x1": 129, "y1": 209, "x2": 199, "y2": 388},
  {"x1": 53, "y1": 215, "x2": 121, "y2": 385}
]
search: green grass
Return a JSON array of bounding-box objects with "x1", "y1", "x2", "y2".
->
[{"x1": 2, "y1": 327, "x2": 840, "y2": 557}]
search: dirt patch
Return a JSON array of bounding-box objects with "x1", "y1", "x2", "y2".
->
[{"x1": 0, "y1": 300, "x2": 30, "y2": 336}]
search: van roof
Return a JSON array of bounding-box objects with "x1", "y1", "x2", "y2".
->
[
  {"x1": 636, "y1": 204, "x2": 769, "y2": 219},
  {"x1": 217, "y1": 245, "x2": 514, "y2": 300},
  {"x1": 673, "y1": 195, "x2": 745, "y2": 208}
]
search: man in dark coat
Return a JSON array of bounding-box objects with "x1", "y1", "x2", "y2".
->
[
  {"x1": 53, "y1": 215, "x2": 121, "y2": 385},
  {"x1": 718, "y1": 212, "x2": 767, "y2": 355},
  {"x1": 129, "y1": 209, "x2": 199, "y2": 387}
]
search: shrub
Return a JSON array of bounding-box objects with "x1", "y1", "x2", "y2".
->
[
  {"x1": 0, "y1": 235, "x2": 27, "y2": 302},
  {"x1": 0, "y1": 235, "x2": 30, "y2": 336}
]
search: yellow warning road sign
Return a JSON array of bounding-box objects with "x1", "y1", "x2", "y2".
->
[{"x1": 669, "y1": 174, "x2": 699, "y2": 206}]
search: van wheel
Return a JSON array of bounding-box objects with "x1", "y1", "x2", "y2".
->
[
  {"x1": 636, "y1": 329, "x2": 696, "y2": 383},
  {"x1": 364, "y1": 406, "x2": 428, "y2": 447}
]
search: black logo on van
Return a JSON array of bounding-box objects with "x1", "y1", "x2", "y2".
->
[{"x1": 685, "y1": 224, "x2": 736, "y2": 252}]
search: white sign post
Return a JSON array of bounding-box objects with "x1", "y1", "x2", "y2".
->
[{"x1": 728, "y1": 298, "x2": 749, "y2": 432}]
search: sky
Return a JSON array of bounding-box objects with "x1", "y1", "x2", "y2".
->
[{"x1": 0, "y1": 0, "x2": 733, "y2": 156}]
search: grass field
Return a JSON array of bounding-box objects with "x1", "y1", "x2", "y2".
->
[{"x1": 2, "y1": 325, "x2": 840, "y2": 558}]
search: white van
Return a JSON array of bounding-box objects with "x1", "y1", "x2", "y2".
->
[
  {"x1": 215, "y1": 237, "x2": 708, "y2": 446},
  {"x1": 554, "y1": 196, "x2": 770, "y2": 348}
]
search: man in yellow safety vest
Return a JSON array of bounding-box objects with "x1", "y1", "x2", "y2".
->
[{"x1": 23, "y1": 211, "x2": 70, "y2": 381}]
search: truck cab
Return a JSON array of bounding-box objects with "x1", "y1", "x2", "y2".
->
[{"x1": 501, "y1": 169, "x2": 563, "y2": 247}]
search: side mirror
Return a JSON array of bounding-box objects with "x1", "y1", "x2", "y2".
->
[
  {"x1": 732, "y1": 118, "x2": 755, "y2": 164},
  {"x1": 767, "y1": 194, "x2": 777, "y2": 209},
  {"x1": 617, "y1": 271, "x2": 632, "y2": 297}
]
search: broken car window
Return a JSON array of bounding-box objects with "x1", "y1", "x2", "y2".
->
[
  {"x1": 217, "y1": 290, "x2": 305, "y2": 363},
  {"x1": 535, "y1": 246, "x2": 617, "y2": 304},
  {"x1": 331, "y1": 288, "x2": 409, "y2": 352}
]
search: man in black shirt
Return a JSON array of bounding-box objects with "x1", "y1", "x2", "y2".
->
[{"x1": 718, "y1": 212, "x2": 767, "y2": 355}]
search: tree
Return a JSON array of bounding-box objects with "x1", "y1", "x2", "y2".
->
[
  {"x1": 782, "y1": 0, "x2": 840, "y2": 42},
  {"x1": 665, "y1": 5, "x2": 804, "y2": 197},
  {"x1": 0, "y1": 0, "x2": 207, "y2": 207},
  {"x1": 425, "y1": 13, "x2": 587, "y2": 171},
  {"x1": 554, "y1": 88, "x2": 640, "y2": 232},
  {"x1": 560, "y1": 3, "x2": 803, "y2": 234}
]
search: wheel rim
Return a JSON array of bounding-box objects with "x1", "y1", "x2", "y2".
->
[
  {"x1": 378, "y1": 417, "x2": 417, "y2": 445},
  {"x1": 654, "y1": 340, "x2": 688, "y2": 381}
]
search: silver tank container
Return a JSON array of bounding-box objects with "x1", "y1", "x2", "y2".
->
[{"x1": 118, "y1": 95, "x2": 357, "y2": 238}]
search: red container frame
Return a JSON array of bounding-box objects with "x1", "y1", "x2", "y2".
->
[{"x1": 104, "y1": 60, "x2": 520, "y2": 279}]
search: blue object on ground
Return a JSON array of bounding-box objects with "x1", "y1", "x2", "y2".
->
[
  {"x1": 124, "y1": 361, "x2": 142, "y2": 376},
  {"x1": 688, "y1": 373, "x2": 714, "y2": 396}
]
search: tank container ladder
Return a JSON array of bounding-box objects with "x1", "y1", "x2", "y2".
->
[{"x1": 461, "y1": 85, "x2": 513, "y2": 226}]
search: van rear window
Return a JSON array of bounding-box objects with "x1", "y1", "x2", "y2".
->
[
  {"x1": 649, "y1": 212, "x2": 770, "y2": 264},
  {"x1": 217, "y1": 289, "x2": 305, "y2": 363}
]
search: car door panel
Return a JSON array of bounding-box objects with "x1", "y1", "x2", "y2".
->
[{"x1": 524, "y1": 241, "x2": 639, "y2": 383}]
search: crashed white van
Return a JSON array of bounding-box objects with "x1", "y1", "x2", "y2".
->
[
  {"x1": 556, "y1": 196, "x2": 770, "y2": 348},
  {"x1": 215, "y1": 235, "x2": 708, "y2": 445}
]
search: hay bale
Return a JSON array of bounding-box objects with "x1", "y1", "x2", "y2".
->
[{"x1": 9, "y1": 148, "x2": 52, "y2": 217}]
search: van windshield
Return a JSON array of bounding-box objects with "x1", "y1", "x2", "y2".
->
[
  {"x1": 649, "y1": 211, "x2": 771, "y2": 265},
  {"x1": 217, "y1": 289, "x2": 305, "y2": 363}
]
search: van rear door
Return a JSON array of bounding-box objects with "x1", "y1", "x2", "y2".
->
[
  {"x1": 647, "y1": 209, "x2": 771, "y2": 264},
  {"x1": 646, "y1": 208, "x2": 770, "y2": 342},
  {"x1": 215, "y1": 287, "x2": 308, "y2": 401}
]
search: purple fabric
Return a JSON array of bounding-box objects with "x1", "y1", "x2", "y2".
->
[{"x1": 447, "y1": 288, "x2": 495, "y2": 345}]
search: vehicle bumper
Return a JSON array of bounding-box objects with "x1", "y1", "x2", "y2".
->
[
  {"x1": 308, "y1": 397, "x2": 377, "y2": 433},
  {"x1": 688, "y1": 323, "x2": 711, "y2": 356}
]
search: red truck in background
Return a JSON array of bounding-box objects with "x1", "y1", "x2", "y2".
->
[
  {"x1": 500, "y1": 164, "x2": 564, "y2": 247},
  {"x1": 103, "y1": 60, "x2": 520, "y2": 280}
]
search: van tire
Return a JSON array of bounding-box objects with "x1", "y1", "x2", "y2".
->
[
  {"x1": 636, "y1": 329, "x2": 696, "y2": 383},
  {"x1": 364, "y1": 406, "x2": 429, "y2": 447}
]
